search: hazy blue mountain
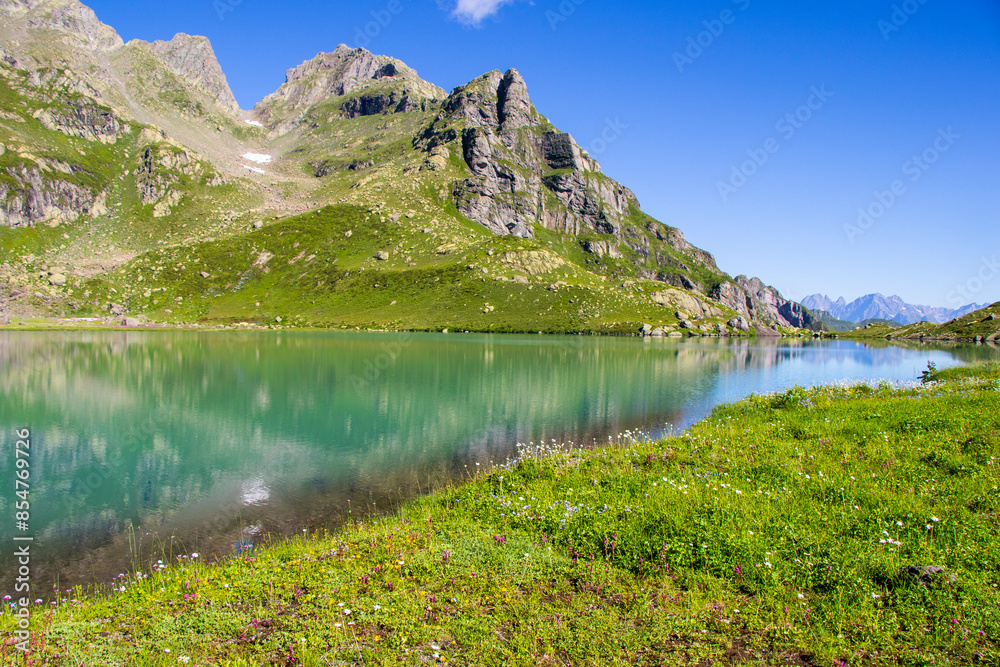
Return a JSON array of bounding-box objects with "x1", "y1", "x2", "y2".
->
[{"x1": 801, "y1": 294, "x2": 983, "y2": 326}]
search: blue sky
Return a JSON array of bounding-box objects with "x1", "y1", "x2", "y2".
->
[{"x1": 87, "y1": 0, "x2": 1000, "y2": 308}]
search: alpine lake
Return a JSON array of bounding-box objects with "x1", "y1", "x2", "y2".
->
[{"x1": 1, "y1": 330, "x2": 996, "y2": 598}]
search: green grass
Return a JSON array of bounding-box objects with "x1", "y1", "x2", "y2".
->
[
  {"x1": 838, "y1": 304, "x2": 1000, "y2": 344},
  {"x1": 1, "y1": 56, "x2": 762, "y2": 337},
  {"x1": 4, "y1": 364, "x2": 998, "y2": 665},
  {"x1": 51, "y1": 204, "x2": 740, "y2": 335}
]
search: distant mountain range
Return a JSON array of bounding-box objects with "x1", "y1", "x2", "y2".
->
[{"x1": 801, "y1": 294, "x2": 984, "y2": 326}]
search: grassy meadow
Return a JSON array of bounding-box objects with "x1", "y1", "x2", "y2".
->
[{"x1": 2, "y1": 363, "x2": 998, "y2": 666}]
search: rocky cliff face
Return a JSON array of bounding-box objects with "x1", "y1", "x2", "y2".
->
[
  {"x1": 1, "y1": 0, "x2": 123, "y2": 52},
  {"x1": 34, "y1": 98, "x2": 126, "y2": 143},
  {"x1": 255, "y1": 46, "x2": 445, "y2": 134},
  {"x1": 0, "y1": 164, "x2": 107, "y2": 227},
  {"x1": 418, "y1": 68, "x2": 636, "y2": 239},
  {"x1": 148, "y1": 33, "x2": 239, "y2": 113},
  {"x1": 710, "y1": 276, "x2": 816, "y2": 331}
]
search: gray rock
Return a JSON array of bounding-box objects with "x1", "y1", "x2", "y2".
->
[
  {"x1": 254, "y1": 46, "x2": 445, "y2": 132},
  {"x1": 0, "y1": 164, "x2": 108, "y2": 228},
  {"x1": 12, "y1": 0, "x2": 124, "y2": 51},
  {"x1": 48, "y1": 273, "x2": 67, "y2": 286},
  {"x1": 581, "y1": 239, "x2": 622, "y2": 259},
  {"x1": 421, "y1": 68, "x2": 636, "y2": 240},
  {"x1": 200, "y1": 271, "x2": 210, "y2": 278},
  {"x1": 679, "y1": 320, "x2": 696, "y2": 330},
  {"x1": 711, "y1": 277, "x2": 815, "y2": 330},
  {"x1": 641, "y1": 324, "x2": 653, "y2": 337},
  {"x1": 123, "y1": 317, "x2": 141, "y2": 327},
  {"x1": 650, "y1": 327, "x2": 665, "y2": 337},
  {"x1": 109, "y1": 303, "x2": 125, "y2": 316},
  {"x1": 149, "y1": 33, "x2": 239, "y2": 112},
  {"x1": 374, "y1": 251, "x2": 390, "y2": 261},
  {"x1": 989, "y1": 314, "x2": 997, "y2": 321},
  {"x1": 899, "y1": 565, "x2": 957, "y2": 586},
  {"x1": 728, "y1": 316, "x2": 751, "y2": 332}
]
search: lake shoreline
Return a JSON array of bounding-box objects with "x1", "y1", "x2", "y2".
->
[{"x1": 4, "y1": 362, "x2": 998, "y2": 665}]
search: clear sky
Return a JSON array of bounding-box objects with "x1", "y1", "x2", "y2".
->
[{"x1": 86, "y1": 0, "x2": 1000, "y2": 309}]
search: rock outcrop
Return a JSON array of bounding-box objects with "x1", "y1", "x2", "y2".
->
[
  {"x1": 711, "y1": 276, "x2": 816, "y2": 330},
  {"x1": 255, "y1": 46, "x2": 445, "y2": 133},
  {"x1": 133, "y1": 133, "x2": 205, "y2": 216},
  {"x1": 0, "y1": 46, "x2": 18, "y2": 68},
  {"x1": 34, "y1": 98, "x2": 124, "y2": 143},
  {"x1": 148, "y1": 33, "x2": 239, "y2": 113},
  {"x1": 420, "y1": 68, "x2": 636, "y2": 239},
  {"x1": 0, "y1": 164, "x2": 107, "y2": 227},
  {"x1": 3, "y1": 0, "x2": 124, "y2": 52}
]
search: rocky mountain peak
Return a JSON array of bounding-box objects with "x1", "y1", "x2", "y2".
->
[
  {"x1": 497, "y1": 68, "x2": 534, "y2": 130},
  {"x1": 419, "y1": 67, "x2": 638, "y2": 239},
  {"x1": 5, "y1": 0, "x2": 123, "y2": 51},
  {"x1": 255, "y1": 45, "x2": 445, "y2": 132},
  {"x1": 801, "y1": 293, "x2": 983, "y2": 325},
  {"x1": 284, "y1": 46, "x2": 381, "y2": 94},
  {"x1": 148, "y1": 33, "x2": 239, "y2": 113},
  {"x1": 0, "y1": 0, "x2": 31, "y2": 15}
]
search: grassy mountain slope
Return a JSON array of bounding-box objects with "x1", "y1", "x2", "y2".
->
[
  {"x1": 838, "y1": 302, "x2": 1000, "y2": 344},
  {"x1": 0, "y1": 1, "x2": 814, "y2": 336}
]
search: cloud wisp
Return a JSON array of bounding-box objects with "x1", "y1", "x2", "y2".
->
[{"x1": 449, "y1": 0, "x2": 515, "y2": 26}]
